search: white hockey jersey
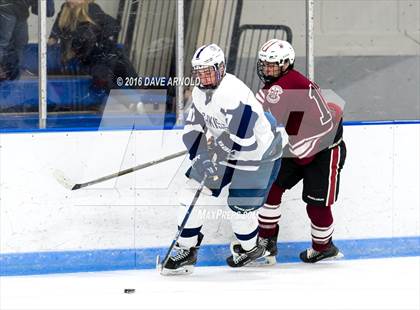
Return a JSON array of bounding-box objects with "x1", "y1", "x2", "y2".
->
[{"x1": 183, "y1": 73, "x2": 278, "y2": 171}]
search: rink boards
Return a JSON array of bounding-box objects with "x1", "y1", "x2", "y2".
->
[{"x1": 0, "y1": 122, "x2": 419, "y2": 275}]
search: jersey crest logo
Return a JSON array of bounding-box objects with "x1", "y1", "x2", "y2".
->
[{"x1": 266, "y1": 85, "x2": 283, "y2": 104}]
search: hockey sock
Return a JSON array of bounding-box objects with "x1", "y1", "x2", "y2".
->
[
  {"x1": 177, "y1": 180, "x2": 208, "y2": 248},
  {"x1": 258, "y1": 184, "x2": 284, "y2": 238},
  {"x1": 229, "y1": 208, "x2": 259, "y2": 251},
  {"x1": 177, "y1": 201, "x2": 204, "y2": 248},
  {"x1": 306, "y1": 204, "x2": 334, "y2": 252}
]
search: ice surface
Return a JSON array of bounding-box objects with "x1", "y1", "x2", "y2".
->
[{"x1": 1, "y1": 256, "x2": 419, "y2": 310}]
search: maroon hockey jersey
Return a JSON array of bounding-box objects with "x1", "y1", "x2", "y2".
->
[{"x1": 256, "y1": 69, "x2": 343, "y2": 162}]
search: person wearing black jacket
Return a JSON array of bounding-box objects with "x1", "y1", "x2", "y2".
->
[
  {"x1": 48, "y1": 0, "x2": 137, "y2": 94},
  {"x1": 0, "y1": 0, "x2": 55, "y2": 80}
]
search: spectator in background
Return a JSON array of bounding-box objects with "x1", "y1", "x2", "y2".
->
[
  {"x1": 0, "y1": 0, "x2": 55, "y2": 81},
  {"x1": 48, "y1": 0, "x2": 137, "y2": 95}
]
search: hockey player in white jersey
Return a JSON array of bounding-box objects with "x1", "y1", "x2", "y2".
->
[{"x1": 161, "y1": 44, "x2": 282, "y2": 275}]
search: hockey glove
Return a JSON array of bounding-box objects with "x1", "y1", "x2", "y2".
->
[
  {"x1": 215, "y1": 132, "x2": 238, "y2": 156},
  {"x1": 192, "y1": 153, "x2": 218, "y2": 180}
]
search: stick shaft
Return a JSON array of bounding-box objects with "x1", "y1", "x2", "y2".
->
[
  {"x1": 160, "y1": 177, "x2": 206, "y2": 269},
  {"x1": 72, "y1": 150, "x2": 188, "y2": 190}
]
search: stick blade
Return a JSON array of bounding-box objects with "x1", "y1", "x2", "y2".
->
[
  {"x1": 156, "y1": 255, "x2": 162, "y2": 273},
  {"x1": 53, "y1": 169, "x2": 76, "y2": 190}
]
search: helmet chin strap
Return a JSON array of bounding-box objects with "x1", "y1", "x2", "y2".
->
[
  {"x1": 198, "y1": 84, "x2": 218, "y2": 90},
  {"x1": 215, "y1": 65, "x2": 221, "y2": 81},
  {"x1": 277, "y1": 66, "x2": 290, "y2": 78}
]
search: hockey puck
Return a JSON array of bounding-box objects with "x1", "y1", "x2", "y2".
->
[{"x1": 124, "y1": 289, "x2": 136, "y2": 294}]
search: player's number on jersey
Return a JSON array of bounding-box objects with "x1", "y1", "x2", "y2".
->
[
  {"x1": 225, "y1": 113, "x2": 233, "y2": 128},
  {"x1": 309, "y1": 84, "x2": 332, "y2": 125}
]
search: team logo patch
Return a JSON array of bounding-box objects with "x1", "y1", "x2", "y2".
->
[{"x1": 266, "y1": 85, "x2": 283, "y2": 104}]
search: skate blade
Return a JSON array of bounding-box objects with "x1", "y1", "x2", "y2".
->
[
  {"x1": 160, "y1": 265, "x2": 194, "y2": 276},
  {"x1": 247, "y1": 255, "x2": 277, "y2": 267},
  {"x1": 156, "y1": 255, "x2": 162, "y2": 272},
  {"x1": 316, "y1": 251, "x2": 345, "y2": 263},
  {"x1": 327, "y1": 251, "x2": 344, "y2": 260}
]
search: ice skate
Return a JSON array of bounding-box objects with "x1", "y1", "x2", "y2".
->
[
  {"x1": 227, "y1": 242, "x2": 269, "y2": 268},
  {"x1": 299, "y1": 242, "x2": 344, "y2": 263},
  {"x1": 161, "y1": 233, "x2": 203, "y2": 275}
]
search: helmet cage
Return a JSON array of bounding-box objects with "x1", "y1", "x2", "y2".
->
[
  {"x1": 192, "y1": 62, "x2": 225, "y2": 89},
  {"x1": 257, "y1": 59, "x2": 292, "y2": 83}
]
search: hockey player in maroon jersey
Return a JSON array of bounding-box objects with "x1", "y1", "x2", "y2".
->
[{"x1": 255, "y1": 39, "x2": 346, "y2": 263}]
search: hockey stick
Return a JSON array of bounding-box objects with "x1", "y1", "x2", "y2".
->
[
  {"x1": 156, "y1": 175, "x2": 208, "y2": 274},
  {"x1": 54, "y1": 150, "x2": 188, "y2": 191}
]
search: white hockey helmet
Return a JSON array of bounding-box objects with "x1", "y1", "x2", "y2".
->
[
  {"x1": 191, "y1": 44, "x2": 226, "y2": 89},
  {"x1": 257, "y1": 39, "x2": 295, "y2": 83}
]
